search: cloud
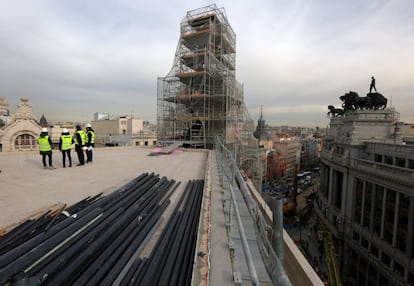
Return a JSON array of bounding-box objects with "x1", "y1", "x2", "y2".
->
[{"x1": 1, "y1": 1, "x2": 413, "y2": 127}]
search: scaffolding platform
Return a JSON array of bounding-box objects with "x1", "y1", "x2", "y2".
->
[{"x1": 157, "y1": 4, "x2": 243, "y2": 149}]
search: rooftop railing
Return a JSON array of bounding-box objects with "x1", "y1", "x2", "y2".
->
[{"x1": 215, "y1": 136, "x2": 292, "y2": 286}]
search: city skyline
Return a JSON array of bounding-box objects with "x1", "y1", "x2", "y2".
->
[{"x1": 1, "y1": 1, "x2": 413, "y2": 127}]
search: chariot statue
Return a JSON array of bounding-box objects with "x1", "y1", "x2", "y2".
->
[{"x1": 340, "y1": 91, "x2": 387, "y2": 111}]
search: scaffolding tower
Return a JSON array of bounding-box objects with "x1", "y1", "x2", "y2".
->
[{"x1": 157, "y1": 4, "x2": 255, "y2": 149}]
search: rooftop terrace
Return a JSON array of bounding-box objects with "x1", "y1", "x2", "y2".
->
[{"x1": 0, "y1": 147, "x2": 323, "y2": 285}]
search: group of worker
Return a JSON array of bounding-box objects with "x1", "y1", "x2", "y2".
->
[{"x1": 37, "y1": 124, "x2": 95, "y2": 169}]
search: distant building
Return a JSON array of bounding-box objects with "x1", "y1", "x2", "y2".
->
[
  {"x1": 93, "y1": 112, "x2": 110, "y2": 120},
  {"x1": 0, "y1": 97, "x2": 159, "y2": 151},
  {"x1": 0, "y1": 96, "x2": 10, "y2": 116},
  {"x1": 92, "y1": 116, "x2": 157, "y2": 147},
  {"x1": 317, "y1": 107, "x2": 414, "y2": 286},
  {"x1": 253, "y1": 110, "x2": 288, "y2": 183},
  {"x1": 401, "y1": 123, "x2": 414, "y2": 145},
  {"x1": 0, "y1": 96, "x2": 12, "y2": 126},
  {"x1": 92, "y1": 116, "x2": 142, "y2": 136},
  {"x1": 272, "y1": 133, "x2": 301, "y2": 176},
  {"x1": 266, "y1": 149, "x2": 287, "y2": 181},
  {"x1": 0, "y1": 97, "x2": 41, "y2": 152},
  {"x1": 48, "y1": 124, "x2": 77, "y2": 145},
  {"x1": 300, "y1": 138, "x2": 322, "y2": 169}
]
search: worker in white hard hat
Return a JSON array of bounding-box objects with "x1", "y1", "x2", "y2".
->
[
  {"x1": 85, "y1": 123, "x2": 95, "y2": 163},
  {"x1": 38, "y1": 127, "x2": 55, "y2": 169},
  {"x1": 74, "y1": 124, "x2": 86, "y2": 166},
  {"x1": 59, "y1": 128, "x2": 74, "y2": 168}
]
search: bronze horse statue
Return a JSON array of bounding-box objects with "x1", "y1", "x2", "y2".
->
[
  {"x1": 327, "y1": 105, "x2": 345, "y2": 117},
  {"x1": 340, "y1": 91, "x2": 387, "y2": 111},
  {"x1": 367, "y1": 92, "x2": 387, "y2": 110}
]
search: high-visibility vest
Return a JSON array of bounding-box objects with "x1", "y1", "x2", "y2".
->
[
  {"x1": 61, "y1": 135, "x2": 73, "y2": 150},
  {"x1": 38, "y1": 136, "x2": 52, "y2": 152},
  {"x1": 87, "y1": 131, "x2": 95, "y2": 144},
  {"x1": 75, "y1": 130, "x2": 86, "y2": 145}
]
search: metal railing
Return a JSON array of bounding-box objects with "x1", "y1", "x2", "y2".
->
[{"x1": 215, "y1": 136, "x2": 291, "y2": 286}]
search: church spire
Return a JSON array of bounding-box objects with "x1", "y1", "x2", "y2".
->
[
  {"x1": 253, "y1": 106, "x2": 268, "y2": 140},
  {"x1": 39, "y1": 114, "x2": 48, "y2": 127}
]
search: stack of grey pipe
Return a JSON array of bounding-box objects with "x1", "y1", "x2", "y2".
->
[{"x1": 0, "y1": 172, "x2": 204, "y2": 286}]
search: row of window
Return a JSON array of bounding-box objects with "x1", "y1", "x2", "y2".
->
[
  {"x1": 354, "y1": 179, "x2": 412, "y2": 255},
  {"x1": 349, "y1": 247, "x2": 413, "y2": 286},
  {"x1": 374, "y1": 153, "x2": 414, "y2": 169}
]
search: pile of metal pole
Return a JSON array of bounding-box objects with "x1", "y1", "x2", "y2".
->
[
  {"x1": 120, "y1": 179, "x2": 205, "y2": 286},
  {"x1": 0, "y1": 194, "x2": 103, "y2": 256},
  {"x1": 0, "y1": 173, "x2": 205, "y2": 285}
]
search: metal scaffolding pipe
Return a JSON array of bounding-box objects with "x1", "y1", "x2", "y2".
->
[
  {"x1": 0, "y1": 210, "x2": 52, "y2": 254},
  {"x1": 0, "y1": 174, "x2": 158, "y2": 272},
  {"x1": 138, "y1": 180, "x2": 191, "y2": 285},
  {"x1": 0, "y1": 174, "x2": 203, "y2": 286},
  {"x1": 0, "y1": 208, "x2": 102, "y2": 285},
  {"x1": 119, "y1": 258, "x2": 143, "y2": 286},
  {"x1": 138, "y1": 180, "x2": 204, "y2": 286},
  {"x1": 159, "y1": 181, "x2": 200, "y2": 286},
  {"x1": 127, "y1": 257, "x2": 148, "y2": 286},
  {"x1": 176, "y1": 180, "x2": 203, "y2": 286},
  {"x1": 29, "y1": 208, "x2": 124, "y2": 282},
  {"x1": 79, "y1": 197, "x2": 171, "y2": 285},
  {"x1": 44, "y1": 199, "x2": 159, "y2": 284}
]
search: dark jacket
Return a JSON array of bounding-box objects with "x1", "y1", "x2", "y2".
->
[
  {"x1": 59, "y1": 132, "x2": 74, "y2": 150},
  {"x1": 86, "y1": 128, "x2": 95, "y2": 147},
  {"x1": 75, "y1": 130, "x2": 85, "y2": 147},
  {"x1": 38, "y1": 132, "x2": 53, "y2": 154}
]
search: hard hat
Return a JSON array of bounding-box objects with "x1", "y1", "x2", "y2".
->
[
  {"x1": 62, "y1": 128, "x2": 69, "y2": 133},
  {"x1": 85, "y1": 123, "x2": 92, "y2": 128},
  {"x1": 41, "y1": 127, "x2": 48, "y2": 132}
]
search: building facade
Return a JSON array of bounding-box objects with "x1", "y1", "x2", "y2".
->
[
  {"x1": 316, "y1": 107, "x2": 414, "y2": 285},
  {"x1": 300, "y1": 138, "x2": 322, "y2": 169},
  {"x1": 0, "y1": 97, "x2": 41, "y2": 152},
  {"x1": 272, "y1": 133, "x2": 301, "y2": 176},
  {"x1": 0, "y1": 96, "x2": 11, "y2": 127},
  {"x1": 401, "y1": 123, "x2": 414, "y2": 145},
  {"x1": 92, "y1": 117, "x2": 158, "y2": 147},
  {"x1": 266, "y1": 149, "x2": 287, "y2": 181}
]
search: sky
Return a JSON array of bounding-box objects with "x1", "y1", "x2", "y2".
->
[{"x1": 0, "y1": 0, "x2": 413, "y2": 128}]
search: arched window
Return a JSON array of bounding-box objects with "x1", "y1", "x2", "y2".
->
[{"x1": 15, "y1": 134, "x2": 36, "y2": 150}]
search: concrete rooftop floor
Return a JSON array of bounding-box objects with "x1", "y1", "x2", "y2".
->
[{"x1": 0, "y1": 147, "x2": 207, "y2": 230}]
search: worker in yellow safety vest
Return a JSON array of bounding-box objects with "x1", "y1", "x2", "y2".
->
[
  {"x1": 74, "y1": 124, "x2": 86, "y2": 166},
  {"x1": 85, "y1": 123, "x2": 95, "y2": 163},
  {"x1": 59, "y1": 128, "x2": 74, "y2": 168},
  {"x1": 38, "y1": 127, "x2": 55, "y2": 169}
]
